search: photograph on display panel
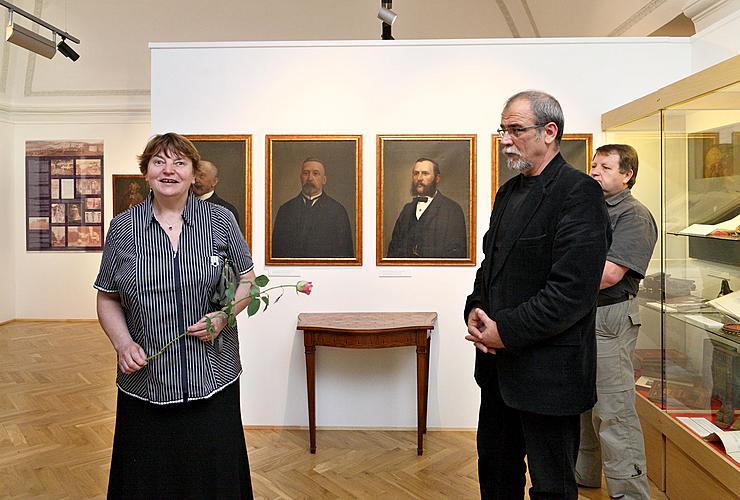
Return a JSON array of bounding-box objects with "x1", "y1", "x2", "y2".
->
[
  {"x1": 266, "y1": 135, "x2": 362, "y2": 266},
  {"x1": 491, "y1": 133, "x2": 592, "y2": 206},
  {"x1": 185, "y1": 135, "x2": 252, "y2": 249},
  {"x1": 112, "y1": 175, "x2": 149, "y2": 217},
  {"x1": 76, "y1": 158, "x2": 102, "y2": 176},
  {"x1": 377, "y1": 135, "x2": 476, "y2": 266},
  {"x1": 25, "y1": 140, "x2": 104, "y2": 251}
]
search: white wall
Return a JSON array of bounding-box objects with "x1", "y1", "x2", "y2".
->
[
  {"x1": 11, "y1": 117, "x2": 151, "y2": 318},
  {"x1": 151, "y1": 38, "x2": 691, "y2": 428},
  {"x1": 0, "y1": 118, "x2": 14, "y2": 322},
  {"x1": 691, "y1": 9, "x2": 740, "y2": 72}
]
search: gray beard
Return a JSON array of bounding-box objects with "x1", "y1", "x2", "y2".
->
[{"x1": 506, "y1": 156, "x2": 533, "y2": 172}]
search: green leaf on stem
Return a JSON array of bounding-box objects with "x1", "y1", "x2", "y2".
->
[
  {"x1": 255, "y1": 275, "x2": 269, "y2": 287},
  {"x1": 261, "y1": 295, "x2": 269, "y2": 310},
  {"x1": 223, "y1": 304, "x2": 234, "y2": 317},
  {"x1": 249, "y1": 284, "x2": 260, "y2": 298},
  {"x1": 247, "y1": 299, "x2": 260, "y2": 317}
]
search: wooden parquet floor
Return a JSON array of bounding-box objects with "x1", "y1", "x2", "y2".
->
[{"x1": 0, "y1": 321, "x2": 666, "y2": 499}]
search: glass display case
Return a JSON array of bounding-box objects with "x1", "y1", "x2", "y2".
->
[{"x1": 603, "y1": 55, "x2": 740, "y2": 498}]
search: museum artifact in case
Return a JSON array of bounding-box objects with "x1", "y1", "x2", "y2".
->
[{"x1": 602, "y1": 55, "x2": 740, "y2": 498}]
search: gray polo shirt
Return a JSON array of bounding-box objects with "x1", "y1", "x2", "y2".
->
[{"x1": 599, "y1": 188, "x2": 657, "y2": 302}]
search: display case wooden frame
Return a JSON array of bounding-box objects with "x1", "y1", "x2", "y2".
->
[
  {"x1": 185, "y1": 135, "x2": 252, "y2": 249},
  {"x1": 491, "y1": 133, "x2": 592, "y2": 206},
  {"x1": 603, "y1": 54, "x2": 740, "y2": 497},
  {"x1": 376, "y1": 134, "x2": 476, "y2": 266},
  {"x1": 265, "y1": 135, "x2": 362, "y2": 266}
]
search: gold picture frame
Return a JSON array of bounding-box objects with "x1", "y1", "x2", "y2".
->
[
  {"x1": 266, "y1": 135, "x2": 362, "y2": 266},
  {"x1": 377, "y1": 134, "x2": 476, "y2": 266},
  {"x1": 492, "y1": 133, "x2": 593, "y2": 206}
]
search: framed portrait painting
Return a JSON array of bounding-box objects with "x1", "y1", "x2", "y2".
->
[
  {"x1": 266, "y1": 135, "x2": 362, "y2": 266},
  {"x1": 491, "y1": 133, "x2": 592, "y2": 205},
  {"x1": 112, "y1": 174, "x2": 149, "y2": 217},
  {"x1": 185, "y1": 135, "x2": 252, "y2": 249},
  {"x1": 377, "y1": 134, "x2": 476, "y2": 266},
  {"x1": 686, "y1": 132, "x2": 721, "y2": 179}
]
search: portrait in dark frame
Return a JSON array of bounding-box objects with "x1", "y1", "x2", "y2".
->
[
  {"x1": 112, "y1": 175, "x2": 149, "y2": 217},
  {"x1": 186, "y1": 135, "x2": 252, "y2": 249}
]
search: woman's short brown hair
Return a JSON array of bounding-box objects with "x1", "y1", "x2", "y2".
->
[{"x1": 138, "y1": 133, "x2": 201, "y2": 175}]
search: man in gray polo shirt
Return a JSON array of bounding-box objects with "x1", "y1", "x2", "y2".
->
[{"x1": 576, "y1": 144, "x2": 657, "y2": 499}]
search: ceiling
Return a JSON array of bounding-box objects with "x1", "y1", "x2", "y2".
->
[{"x1": 0, "y1": 0, "x2": 727, "y2": 106}]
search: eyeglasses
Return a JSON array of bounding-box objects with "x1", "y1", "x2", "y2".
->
[{"x1": 496, "y1": 124, "x2": 544, "y2": 138}]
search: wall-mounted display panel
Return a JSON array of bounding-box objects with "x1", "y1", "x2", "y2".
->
[{"x1": 26, "y1": 140, "x2": 104, "y2": 251}]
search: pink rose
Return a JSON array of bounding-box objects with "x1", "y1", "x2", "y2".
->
[{"x1": 297, "y1": 281, "x2": 313, "y2": 295}]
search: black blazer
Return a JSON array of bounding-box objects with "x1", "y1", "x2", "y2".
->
[
  {"x1": 465, "y1": 154, "x2": 611, "y2": 416},
  {"x1": 207, "y1": 192, "x2": 241, "y2": 229},
  {"x1": 387, "y1": 191, "x2": 467, "y2": 258},
  {"x1": 271, "y1": 192, "x2": 354, "y2": 258}
]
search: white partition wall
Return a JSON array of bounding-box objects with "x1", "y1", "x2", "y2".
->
[
  {"x1": 150, "y1": 38, "x2": 691, "y2": 428},
  {"x1": 691, "y1": 9, "x2": 740, "y2": 71},
  {"x1": 0, "y1": 120, "x2": 14, "y2": 322}
]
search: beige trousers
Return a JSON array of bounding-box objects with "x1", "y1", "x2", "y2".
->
[{"x1": 576, "y1": 298, "x2": 650, "y2": 500}]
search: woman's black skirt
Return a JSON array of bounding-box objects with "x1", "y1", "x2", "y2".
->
[{"x1": 107, "y1": 381, "x2": 253, "y2": 499}]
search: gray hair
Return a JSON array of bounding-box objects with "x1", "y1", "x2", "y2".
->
[
  {"x1": 199, "y1": 159, "x2": 219, "y2": 177},
  {"x1": 505, "y1": 90, "x2": 564, "y2": 145}
]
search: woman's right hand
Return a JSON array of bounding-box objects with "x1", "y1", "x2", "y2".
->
[{"x1": 116, "y1": 340, "x2": 148, "y2": 374}]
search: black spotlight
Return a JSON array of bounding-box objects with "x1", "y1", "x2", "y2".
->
[{"x1": 57, "y1": 38, "x2": 79, "y2": 61}]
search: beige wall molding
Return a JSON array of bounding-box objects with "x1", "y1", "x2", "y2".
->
[
  {"x1": 495, "y1": 0, "x2": 520, "y2": 37},
  {"x1": 520, "y1": 0, "x2": 541, "y2": 37},
  {"x1": 1, "y1": 40, "x2": 8, "y2": 95},
  {"x1": 610, "y1": 0, "x2": 670, "y2": 36},
  {"x1": 0, "y1": 100, "x2": 150, "y2": 123},
  {"x1": 684, "y1": 0, "x2": 740, "y2": 31}
]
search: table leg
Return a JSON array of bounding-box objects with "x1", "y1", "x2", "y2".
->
[
  {"x1": 424, "y1": 333, "x2": 431, "y2": 434},
  {"x1": 304, "y1": 334, "x2": 317, "y2": 453},
  {"x1": 416, "y1": 332, "x2": 429, "y2": 456}
]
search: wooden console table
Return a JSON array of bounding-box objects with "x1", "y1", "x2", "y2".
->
[{"x1": 296, "y1": 312, "x2": 437, "y2": 455}]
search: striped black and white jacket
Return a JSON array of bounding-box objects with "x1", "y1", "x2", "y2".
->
[{"x1": 95, "y1": 192, "x2": 253, "y2": 404}]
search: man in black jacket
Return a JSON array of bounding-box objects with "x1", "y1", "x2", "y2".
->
[
  {"x1": 387, "y1": 158, "x2": 467, "y2": 258},
  {"x1": 271, "y1": 158, "x2": 354, "y2": 258},
  {"x1": 464, "y1": 90, "x2": 611, "y2": 499},
  {"x1": 192, "y1": 160, "x2": 241, "y2": 228}
]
